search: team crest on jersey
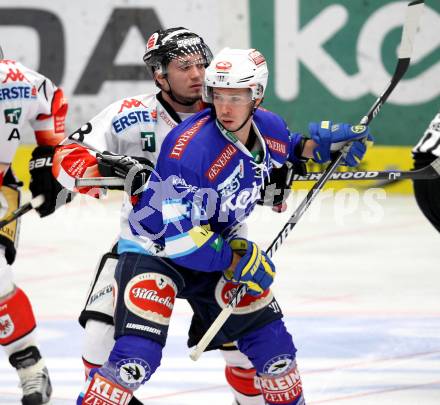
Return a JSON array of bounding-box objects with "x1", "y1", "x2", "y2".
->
[
  {"x1": 217, "y1": 160, "x2": 244, "y2": 197},
  {"x1": 0, "y1": 314, "x2": 14, "y2": 339},
  {"x1": 214, "y1": 278, "x2": 273, "y2": 315},
  {"x1": 116, "y1": 358, "x2": 150, "y2": 388},
  {"x1": 206, "y1": 144, "x2": 238, "y2": 181},
  {"x1": 4, "y1": 108, "x2": 21, "y2": 124},
  {"x1": 141, "y1": 131, "x2": 156, "y2": 152},
  {"x1": 124, "y1": 273, "x2": 177, "y2": 325}
]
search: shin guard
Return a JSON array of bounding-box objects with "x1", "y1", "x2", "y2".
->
[
  {"x1": 83, "y1": 357, "x2": 101, "y2": 380},
  {"x1": 222, "y1": 347, "x2": 264, "y2": 404},
  {"x1": 0, "y1": 288, "x2": 36, "y2": 346},
  {"x1": 225, "y1": 366, "x2": 264, "y2": 404}
]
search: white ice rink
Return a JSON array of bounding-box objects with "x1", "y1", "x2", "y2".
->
[{"x1": 1, "y1": 187, "x2": 439, "y2": 404}]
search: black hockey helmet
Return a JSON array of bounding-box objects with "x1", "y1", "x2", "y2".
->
[{"x1": 143, "y1": 27, "x2": 213, "y2": 78}]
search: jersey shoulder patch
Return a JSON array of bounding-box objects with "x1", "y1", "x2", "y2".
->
[
  {"x1": 167, "y1": 111, "x2": 211, "y2": 160},
  {"x1": 254, "y1": 108, "x2": 290, "y2": 157}
]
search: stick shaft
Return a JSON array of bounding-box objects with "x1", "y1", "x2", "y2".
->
[
  {"x1": 189, "y1": 0, "x2": 424, "y2": 361},
  {"x1": 0, "y1": 195, "x2": 45, "y2": 229},
  {"x1": 293, "y1": 158, "x2": 440, "y2": 182},
  {"x1": 76, "y1": 155, "x2": 440, "y2": 189}
]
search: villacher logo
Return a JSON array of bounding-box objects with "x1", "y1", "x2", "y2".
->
[{"x1": 124, "y1": 273, "x2": 177, "y2": 325}]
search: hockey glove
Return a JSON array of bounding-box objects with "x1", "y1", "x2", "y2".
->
[
  {"x1": 258, "y1": 163, "x2": 294, "y2": 210},
  {"x1": 224, "y1": 238, "x2": 275, "y2": 296},
  {"x1": 97, "y1": 151, "x2": 153, "y2": 196},
  {"x1": 29, "y1": 145, "x2": 73, "y2": 217},
  {"x1": 309, "y1": 121, "x2": 374, "y2": 167}
]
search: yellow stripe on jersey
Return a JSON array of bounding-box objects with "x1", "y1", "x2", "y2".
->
[
  {"x1": 188, "y1": 225, "x2": 214, "y2": 247},
  {"x1": 165, "y1": 225, "x2": 214, "y2": 259}
]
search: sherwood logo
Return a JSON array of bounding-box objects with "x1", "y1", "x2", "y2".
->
[
  {"x1": 293, "y1": 170, "x2": 403, "y2": 181},
  {"x1": 293, "y1": 171, "x2": 381, "y2": 181}
]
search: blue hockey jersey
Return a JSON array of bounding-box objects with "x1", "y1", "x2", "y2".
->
[{"x1": 122, "y1": 107, "x2": 305, "y2": 272}]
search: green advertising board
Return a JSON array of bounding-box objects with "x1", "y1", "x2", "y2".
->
[{"x1": 250, "y1": 0, "x2": 440, "y2": 146}]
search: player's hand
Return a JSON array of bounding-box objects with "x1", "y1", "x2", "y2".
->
[
  {"x1": 97, "y1": 151, "x2": 153, "y2": 196},
  {"x1": 29, "y1": 145, "x2": 73, "y2": 217},
  {"x1": 224, "y1": 238, "x2": 275, "y2": 296},
  {"x1": 309, "y1": 121, "x2": 374, "y2": 167}
]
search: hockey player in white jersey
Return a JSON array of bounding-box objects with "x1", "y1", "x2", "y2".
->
[
  {"x1": 54, "y1": 28, "x2": 272, "y2": 405},
  {"x1": 0, "y1": 46, "x2": 68, "y2": 404},
  {"x1": 412, "y1": 110, "x2": 440, "y2": 233}
]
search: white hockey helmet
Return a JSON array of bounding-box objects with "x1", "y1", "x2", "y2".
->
[{"x1": 203, "y1": 48, "x2": 268, "y2": 103}]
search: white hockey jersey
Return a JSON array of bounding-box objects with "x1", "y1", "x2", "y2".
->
[
  {"x1": 54, "y1": 92, "x2": 202, "y2": 245},
  {"x1": 413, "y1": 111, "x2": 440, "y2": 157},
  {"x1": 0, "y1": 59, "x2": 66, "y2": 186}
]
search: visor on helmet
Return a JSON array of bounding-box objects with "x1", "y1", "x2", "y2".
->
[{"x1": 211, "y1": 88, "x2": 253, "y2": 106}]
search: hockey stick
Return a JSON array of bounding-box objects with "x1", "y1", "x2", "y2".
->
[
  {"x1": 75, "y1": 177, "x2": 125, "y2": 188},
  {"x1": 292, "y1": 157, "x2": 440, "y2": 182},
  {"x1": 0, "y1": 195, "x2": 45, "y2": 230},
  {"x1": 76, "y1": 155, "x2": 440, "y2": 189},
  {"x1": 189, "y1": 0, "x2": 424, "y2": 361}
]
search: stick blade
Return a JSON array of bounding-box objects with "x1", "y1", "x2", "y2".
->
[{"x1": 398, "y1": 0, "x2": 424, "y2": 59}]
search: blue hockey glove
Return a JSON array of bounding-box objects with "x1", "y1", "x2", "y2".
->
[
  {"x1": 224, "y1": 238, "x2": 275, "y2": 296},
  {"x1": 309, "y1": 121, "x2": 374, "y2": 167}
]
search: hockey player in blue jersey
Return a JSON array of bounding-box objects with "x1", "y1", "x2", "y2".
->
[{"x1": 77, "y1": 47, "x2": 372, "y2": 404}]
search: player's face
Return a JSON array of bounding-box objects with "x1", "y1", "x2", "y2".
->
[
  {"x1": 165, "y1": 54, "x2": 205, "y2": 103},
  {"x1": 213, "y1": 88, "x2": 254, "y2": 131}
]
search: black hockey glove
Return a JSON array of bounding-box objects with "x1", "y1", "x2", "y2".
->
[
  {"x1": 97, "y1": 151, "x2": 153, "y2": 196},
  {"x1": 258, "y1": 162, "x2": 307, "y2": 212},
  {"x1": 29, "y1": 145, "x2": 73, "y2": 217}
]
